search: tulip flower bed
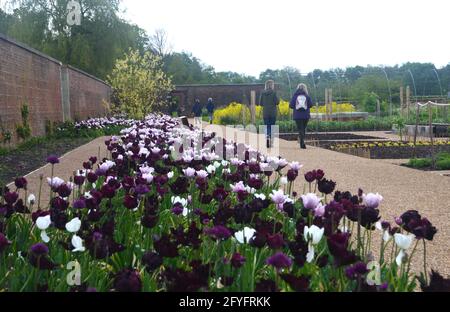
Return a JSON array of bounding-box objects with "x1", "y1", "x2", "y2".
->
[
  {"x1": 329, "y1": 141, "x2": 450, "y2": 159},
  {"x1": 0, "y1": 116, "x2": 136, "y2": 187},
  {"x1": 0, "y1": 114, "x2": 443, "y2": 292}
]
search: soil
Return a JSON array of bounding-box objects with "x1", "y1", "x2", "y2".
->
[{"x1": 0, "y1": 137, "x2": 93, "y2": 186}]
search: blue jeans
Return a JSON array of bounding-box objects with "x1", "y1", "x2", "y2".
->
[{"x1": 264, "y1": 117, "x2": 276, "y2": 139}]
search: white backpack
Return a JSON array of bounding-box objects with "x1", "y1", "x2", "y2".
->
[{"x1": 296, "y1": 95, "x2": 307, "y2": 110}]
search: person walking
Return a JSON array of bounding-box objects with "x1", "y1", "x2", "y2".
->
[
  {"x1": 192, "y1": 98, "x2": 203, "y2": 126},
  {"x1": 290, "y1": 83, "x2": 313, "y2": 149},
  {"x1": 206, "y1": 98, "x2": 215, "y2": 124},
  {"x1": 259, "y1": 80, "x2": 280, "y2": 148}
]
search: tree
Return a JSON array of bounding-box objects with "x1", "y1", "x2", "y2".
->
[
  {"x1": 149, "y1": 28, "x2": 172, "y2": 58},
  {"x1": 108, "y1": 50, "x2": 174, "y2": 119},
  {"x1": 2, "y1": 0, "x2": 149, "y2": 79}
]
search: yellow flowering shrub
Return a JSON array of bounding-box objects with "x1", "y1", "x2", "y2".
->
[
  {"x1": 213, "y1": 100, "x2": 291, "y2": 124},
  {"x1": 311, "y1": 102, "x2": 356, "y2": 114}
]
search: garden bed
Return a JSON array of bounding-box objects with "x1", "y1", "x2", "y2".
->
[
  {"x1": 0, "y1": 137, "x2": 93, "y2": 186},
  {"x1": 0, "y1": 114, "x2": 443, "y2": 292},
  {"x1": 328, "y1": 142, "x2": 450, "y2": 159},
  {"x1": 280, "y1": 133, "x2": 383, "y2": 142}
]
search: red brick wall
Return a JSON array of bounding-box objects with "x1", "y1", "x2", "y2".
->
[
  {"x1": 0, "y1": 36, "x2": 63, "y2": 143},
  {"x1": 0, "y1": 34, "x2": 111, "y2": 146},
  {"x1": 68, "y1": 66, "x2": 110, "y2": 121}
]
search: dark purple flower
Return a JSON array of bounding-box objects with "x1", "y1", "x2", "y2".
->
[
  {"x1": 230, "y1": 253, "x2": 246, "y2": 268},
  {"x1": 154, "y1": 235, "x2": 179, "y2": 258},
  {"x1": 57, "y1": 183, "x2": 72, "y2": 198},
  {"x1": 142, "y1": 252, "x2": 163, "y2": 272},
  {"x1": 420, "y1": 270, "x2": 450, "y2": 292},
  {"x1": 171, "y1": 203, "x2": 185, "y2": 216},
  {"x1": 267, "y1": 233, "x2": 285, "y2": 249},
  {"x1": 315, "y1": 169, "x2": 325, "y2": 181},
  {"x1": 318, "y1": 178, "x2": 336, "y2": 195},
  {"x1": 408, "y1": 217, "x2": 437, "y2": 241},
  {"x1": 87, "y1": 172, "x2": 98, "y2": 183},
  {"x1": 280, "y1": 274, "x2": 310, "y2": 292},
  {"x1": 113, "y1": 269, "x2": 142, "y2": 292},
  {"x1": 123, "y1": 195, "x2": 139, "y2": 210},
  {"x1": 50, "y1": 197, "x2": 69, "y2": 211},
  {"x1": 304, "y1": 171, "x2": 316, "y2": 183},
  {"x1": 46, "y1": 155, "x2": 59, "y2": 165},
  {"x1": 30, "y1": 243, "x2": 49, "y2": 256},
  {"x1": 135, "y1": 184, "x2": 150, "y2": 195},
  {"x1": 255, "y1": 279, "x2": 278, "y2": 292},
  {"x1": 14, "y1": 177, "x2": 28, "y2": 189},
  {"x1": 74, "y1": 175, "x2": 85, "y2": 186},
  {"x1": 73, "y1": 198, "x2": 86, "y2": 209},
  {"x1": 360, "y1": 206, "x2": 381, "y2": 229},
  {"x1": 205, "y1": 225, "x2": 232, "y2": 240},
  {"x1": 100, "y1": 184, "x2": 116, "y2": 199},
  {"x1": 89, "y1": 156, "x2": 98, "y2": 164},
  {"x1": 327, "y1": 232, "x2": 359, "y2": 267},
  {"x1": 212, "y1": 187, "x2": 229, "y2": 201},
  {"x1": 345, "y1": 262, "x2": 368, "y2": 280},
  {"x1": 4, "y1": 192, "x2": 18, "y2": 205},
  {"x1": 266, "y1": 252, "x2": 292, "y2": 270},
  {"x1": 287, "y1": 169, "x2": 298, "y2": 182},
  {"x1": 141, "y1": 214, "x2": 158, "y2": 229}
]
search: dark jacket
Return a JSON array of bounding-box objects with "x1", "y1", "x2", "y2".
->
[
  {"x1": 259, "y1": 90, "x2": 280, "y2": 119},
  {"x1": 206, "y1": 100, "x2": 214, "y2": 113},
  {"x1": 192, "y1": 102, "x2": 203, "y2": 117},
  {"x1": 290, "y1": 91, "x2": 313, "y2": 120}
]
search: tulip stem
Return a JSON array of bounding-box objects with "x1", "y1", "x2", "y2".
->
[{"x1": 423, "y1": 239, "x2": 428, "y2": 285}]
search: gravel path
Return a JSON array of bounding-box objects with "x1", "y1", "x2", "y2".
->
[{"x1": 7, "y1": 136, "x2": 109, "y2": 208}]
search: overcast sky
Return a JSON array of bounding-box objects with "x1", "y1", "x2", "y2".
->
[{"x1": 122, "y1": 0, "x2": 449, "y2": 77}]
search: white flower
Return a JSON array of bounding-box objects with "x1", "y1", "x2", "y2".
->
[
  {"x1": 206, "y1": 165, "x2": 216, "y2": 174},
  {"x1": 270, "y1": 189, "x2": 287, "y2": 210},
  {"x1": 231, "y1": 181, "x2": 247, "y2": 193},
  {"x1": 142, "y1": 173, "x2": 154, "y2": 183},
  {"x1": 375, "y1": 222, "x2": 392, "y2": 243},
  {"x1": 99, "y1": 160, "x2": 115, "y2": 172},
  {"x1": 290, "y1": 161, "x2": 303, "y2": 171},
  {"x1": 196, "y1": 170, "x2": 208, "y2": 179},
  {"x1": 167, "y1": 171, "x2": 174, "y2": 179},
  {"x1": 314, "y1": 203, "x2": 326, "y2": 217},
  {"x1": 65, "y1": 217, "x2": 81, "y2": 233},
  {"x1": 36, "y1": 215, "x2": 51, "y2": 243},
  {"x1": 301, "y1": 193, "x2": 322, "y2": 210},
  {"x1": 171, "y1": 196, "x2": 188, "y2": 208},
  {"x1": 234, "y1": 227, "x2": 256, "y2": 244},
  {"x1": 280, "y1": 177, "x2": 288, "y2": 185},
  {"x1": 27, "y1": 194, "x2": 36, "y2": 206},
  {"x1": 71, "y1": 235, "x2": 85, "y2": 252},
  {"x1": 183, "y1": 167, "x2": 196, "y2": 178},
  {"x1": 47, "y1": 177, "x2": 64, "y2": 189},
  {"x1": 140, "y1": 166, "x2": 154, "y2": 175},
  {"x1": 394, "y1": 233, "x2": 415, "y2": 266},
  {"x1": 362, "y1": 193, "x2": 383, "y2": 209},
  {"x1": 221, "y1": 160, "x2": 229, "y2": 167},
  {"x1": 303, "y1": 225, "x2": 325, "y2": 263},
  {"x1": 254, "y1": 193, "x2": 266, "y2": 201}
]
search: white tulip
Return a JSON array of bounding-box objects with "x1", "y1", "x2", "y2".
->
[
  {"x1": 65, "y1": 217, "x2": 81, "y2": 233},
  {"x1": 304, "y1": 225, "x2": 325, "y2": 263},
  {"x1": 27, "y1": 194, "x2": 36, "y2": 206},
  {"x1": 394, "y1": 233, "x2": 415, "y2": 266},
  {"x1": 71, "y1": 235, "x2": 85, "y2": 252},
  {"x1": 36, "y1": 215, "x2": 51, "y2": 243},
  {"x1": 234, "y1": 227, "x2": 256, "y2": 244}
]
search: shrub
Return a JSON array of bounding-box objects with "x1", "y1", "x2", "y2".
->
[{"x1": 407, "y1": 158, "x2": 432, "y2": 169}]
